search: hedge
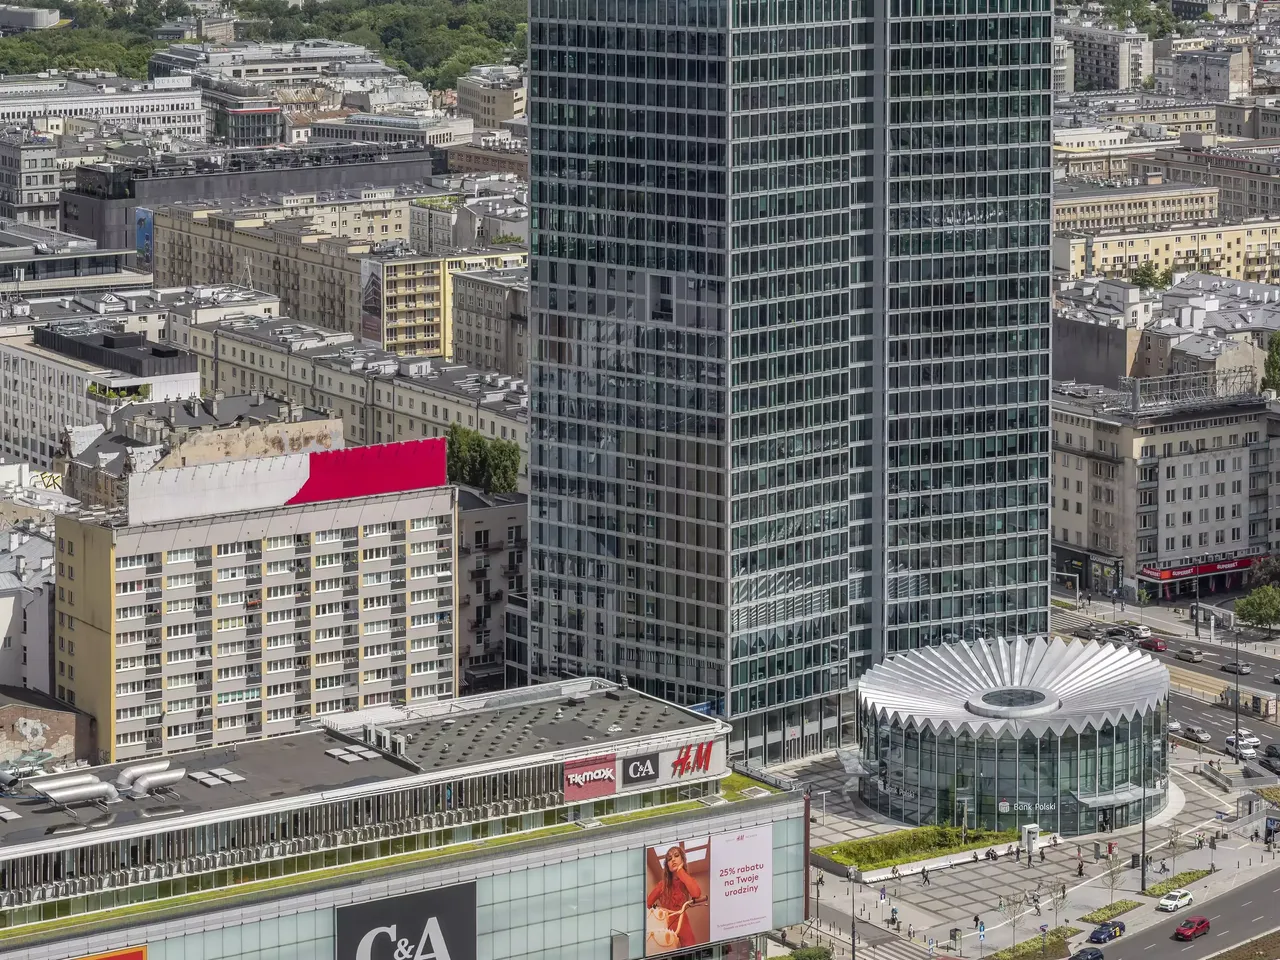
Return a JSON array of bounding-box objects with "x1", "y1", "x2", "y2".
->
[
  {"x1": 814, "y1": 825, "x2": 1019, "y2": 871},
  {"x1": 986, "y1": 926, "x2": 1082, "y2": 960},
  {"x1": 1143, "y1": 869, "x2": 1211, "y2": 898},
  {"x1": 1079, "y1": 900, "x2": 1141, "y2": 923}
]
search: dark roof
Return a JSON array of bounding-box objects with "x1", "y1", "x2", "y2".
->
[
  {"x1": 457, "y1": 487, "x2": 529, "y2": 512},
  {"x1": 0, "y1": 686, "x2": 76, "y2": 713}
]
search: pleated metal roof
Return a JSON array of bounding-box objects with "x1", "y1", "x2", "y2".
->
[{"x1": 859, "y1": 637, "x2": 1169, "y2": 738}]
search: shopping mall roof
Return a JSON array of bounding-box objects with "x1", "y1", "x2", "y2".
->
[{"x1": 859, "y1": 637, "x2": 1169, "y2": 738}]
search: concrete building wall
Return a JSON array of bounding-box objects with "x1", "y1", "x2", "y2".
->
[
  {"x1": 457, "y1": 491, "x2": 526, "y2": 693},
  {"x1": 1051, "y1": 315, "x2": 1140, "y2": 387},
  {"x1": 1053, "y1": 183, "x2": 1219, "y2": 232},
  {"x1": 0, "y1": 698, "x2": 92, "y2": 762},
  {"x1": 1054, "y1": 220, "x2": 1280, "y2": 282}
]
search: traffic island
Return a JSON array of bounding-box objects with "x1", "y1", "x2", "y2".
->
[
  {"x1": 984, "y1": 925, "x2": 1081, "y2": 960},
  {"x1": 1142, "y1": 869, "x2": 1212, "y2": 898},
  {"x1": 1079, "y1": 899, "x2": 1141, "y2": 923}
]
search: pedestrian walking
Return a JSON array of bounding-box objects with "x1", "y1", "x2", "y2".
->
[
  {"x1": 921, "y1": 867, "x2": 931, "y2": 886},
  {"x1": 998, "y1": 894, "x2": 1005, "y2": 909},
  {"x1": 1039, "y1": 847, "x2": 1046, "y2": 862},
  {"x1": 908, "y1": 924, "x2": 914, "y2": 940},
  {"x1": 1159, "y1": 859, "x2": 1169, "y2": 875},
  {"x1": 1077, "y1": 861, "x2": 1085, "y2": 878},
  {"x1": 974, "y1": 915, "x2": 981, "y2": 929}
]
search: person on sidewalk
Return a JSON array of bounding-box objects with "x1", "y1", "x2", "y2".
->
[
  {"x1": 1159, "y1": 859, "x2": 1169, "y2": 875},
  {"x1": 974, "y1": 915, "x2": 981, "y2": 930},
  {"x1": 921, "y1": 867, "x2": 931, "y2": 886},
  {"x1": 1039, "y1": 847, "x2": 1046, "y2": 863}
]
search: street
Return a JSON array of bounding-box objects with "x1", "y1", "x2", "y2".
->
[
  {"x1": 1167, "y1": 691, "x2": 1278, "y2": 747},
  {"x1": 1101, "y1": 869, "x2": 1280, "y2": 960}
]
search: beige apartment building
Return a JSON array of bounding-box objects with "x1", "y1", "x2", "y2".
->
[
  {"x1": 1093, "y1": 103, "x2": 1217, "y2": 133},
  {"x1": 165, "y1": 313, "x2": 531, "y2": 481},
  {"x1": 1054, "y1": 178, "x2": 1219, "y2": 232},
  {"x1": 1051, "y1": 372, "x2": 1275, "y2": 602},
  {"x1": 1058, "y1": 24, "x2": 1151, "y2": 90},
  {"x1": 455, "y1": 65, "x2": 526, "y2": 129},
  {"x1": 1131, "y1": 138, "x2": 1280, "y2": 220},
  {"x1": 451, "y1": 266, "x2": 528, "y2": 378},
  {"x1": 1053, "y1": 216, "x2": 1280, "y2": 283},
  {"x1": 154, "y1": 199, "x2": 525, "y2": 358}
]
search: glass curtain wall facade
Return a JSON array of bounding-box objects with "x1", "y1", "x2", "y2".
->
[
  {"x1": 528, "y1": 0, "x2": 1052, "y2": 762},
  {"x1": 857, "y1": 703, "x2": 1169, "y2": 836},
  {"x1": 883, "y1": 0, "x2": 1054, "y2": 652}
]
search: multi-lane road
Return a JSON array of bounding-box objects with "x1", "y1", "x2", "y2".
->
[
  {"x1": 1093, "y1": 870, "x2": 1280, "y2": 960},
  {"x1": 1167, "y1": 691, "x2": 1278, "y2": 753}
]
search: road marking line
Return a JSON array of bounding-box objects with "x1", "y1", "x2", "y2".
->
[
  {"x1": 1144, "y1": 945, "x2": 1156, "y2": 950},
  {"x1": 1254, "y1": 916, "x2": 1265, "y2": 922},
  {"x1": 1242, "y1": 901, "x2": 1253, "y2": 906}
]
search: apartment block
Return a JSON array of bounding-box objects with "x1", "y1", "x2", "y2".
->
[
  {"x1": 153, "y1": 196, "x2": 525, "y2": 358},
  {"x1": 456, "y1": 65, "x2": 527, "y2": 129},
  {"x1": 309, "y1": 113, "x2": 473, "y2": 148},
  {"x1": 0, "y1": 73, "x2": 202, "y2": 138},
  {"x1": 1154, "y1": 47, "x2": 1252, "y2": 101},
  {"x1": 1058, "y1": 24, "x2": 1152, "y2": 91},
  {"x1": 0, "y1": 521, "x2": 55, "y2": 694},
  {"x1": 0, "y1": 321, "x2": 199, "y2": 469},
  {"x1": 1054, "y1": 179, "x2": 1219, "y2": 232},
  {"x1": 0, "y1": 132, "x2": 58, "y2": 228},
  {"x1": 53, "y1": 440, "x2": 458, "y2": 762},
  {"x1": 165, "y1": 314, "x2": 530, "y2": 479},
  {"x1": 1054, "y1": 216, "x2": 1280, "y2": 282},
  {"x1": 1051, "y1": 372, "x2": 1273, "y2": 601},
  {"x1": 451, "y1": 266, "x2": 528, "y2": 377},
  {"x1": 1133, "y1": 139, "x2": 1280, "y2": 220},
  {"x1": 1054, "y1": 37, "x2": 1076, "y2": 94},
  {"x1": 457, "y1": 487, "x2": 527, "y2": 693}
]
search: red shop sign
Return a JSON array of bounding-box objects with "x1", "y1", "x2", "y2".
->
[
  {"x1": 1140, "y1": 556, "x2": 1258, "y2": 580},
  {"x1": 564, "y1": 754, "x2": 617, "y2": 801}
]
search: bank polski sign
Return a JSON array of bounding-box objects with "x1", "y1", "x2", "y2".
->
[{"x1": 336, "y1": 883, "x2": 476, "y2": 960}]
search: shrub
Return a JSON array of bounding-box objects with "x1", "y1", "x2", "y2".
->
[
  {"x1": 815, "y1": 825, "x2": 1019, "y2": 871},
  {"x1": 1079, "y1": 900, "x2": 1141, "y2": 923},
  {"x1": 986, "y1": 926, "x2": 1082, "y2": 960},
  {"x1": 1144, "y1": 869, "x2": 1211, "y2": 898}
]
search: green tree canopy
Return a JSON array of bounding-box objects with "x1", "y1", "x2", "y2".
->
[
  {"x1": 1234, "y1": 585, "x2": 1280, "y2": 637},
  {"x1": 1130, "y1": 261, "x2": 1173, "y2": 290},
  {"x1": 1263, "y1": 335, "x2": 1280, "y2": 392},
  {"x1": 1248, "y1": 554, "x2": 1280, "y2": 588},
  {"x1": 445, "y1": 423, "x2": 521, "y2": 495}
]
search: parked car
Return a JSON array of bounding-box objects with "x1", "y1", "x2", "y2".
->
[
  {"x1": 1225, "y1": 737, "x2": 1257, "y2": 759},
  {"x1": 1183, "y1": 725, "x2": 1212, "y2": 743},
  {"x1": 1232, "y1": 728, "x2": 1261, "y2": 746},
  {"x1": 1176, "y1": 648, "x2": 1205, "y2": 663},
  {"x1": 1088, "y1": 922, "x2": 1125, "y2": 944},
  {"x1": 1157, "y1": 889, "x2": 1194, "y2": 912},
  {"x1": 1167, "y1": 719, "x2": 1182, "y2": 734},
  {"x1": 1174, "y1": 916, "x2": 1211, "y2": 940},
  {"x1": 1069, "y1": 950, "x2": 1105, "y2": 960},
  {"x1": 1222, "y1": 661, "x2": 1253, "y2": 674},
  {"x1": 1139, "y1": 637, "x2": 1168, "y2": 652}
]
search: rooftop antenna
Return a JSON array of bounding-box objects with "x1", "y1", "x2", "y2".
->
[{"x1": 240, "y1": 254, "x2": 252, "y2": 290}]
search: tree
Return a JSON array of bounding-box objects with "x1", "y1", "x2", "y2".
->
[
  {"x1": 1235, "y1": 585, "x2": 1280, "y2": 638},
  {"x1": 1263, "y1": 334, "x2": 1280, "y2": 392},
  {"x1": 1250, "y1": 554, "x2": 1280, "y2": 588},
  {"x1": 1142, "y1": 74, "x2": 1156, "y2": 90},
  {"x1": 445, "y1": 422, "x2": 486, "y2": 487},
  {"x1": 1103, "y1": 851, "x2": 1124, "y2": 904},
  {"x1": 1130, "y1": 261, "x2": 1173, "y2": 290},
  {"x1": 1167, "y1": 826, "x2": 1186, "y2": 876},
  {"x1": 445, "y1": 423, "x2": 521, "y2": 495},
  {"x1": 998, "y1": 896, "x2": 1026, "y2": 953},
  {"x1": 1051, "y1": 885, "x2": 1069, "y2": 931},
  {"x1": 478, "y1": 437, "x2": 521, "y2": 495}
]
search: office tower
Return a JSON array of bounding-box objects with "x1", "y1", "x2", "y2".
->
[{"x1": 528, "y1": 0, "x2": 1053, "y2": 763}]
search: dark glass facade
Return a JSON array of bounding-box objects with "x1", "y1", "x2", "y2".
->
[
  {"x1": 858, "y1": 703, "x2": 1169, "y2": 836},
  {"x1": 527, "y1": 0, "x2": 1053, "y2": 763}
]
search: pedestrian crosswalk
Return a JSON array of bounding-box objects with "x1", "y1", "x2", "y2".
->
[{"x1": 787, "y1": 924, "x2": 939, "y2": 960}]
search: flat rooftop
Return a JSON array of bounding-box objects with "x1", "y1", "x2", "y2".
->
[
  {"x1": 0, "y1": 681, "x2": 721, "y2": 855},
  {"x1": 1055, "y1": 179, "x2": 1218, "y2": 200}
]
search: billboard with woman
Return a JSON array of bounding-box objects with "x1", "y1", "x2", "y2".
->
[{"x1": 645, "y1": 838, "x2": 711, "y2": 955}]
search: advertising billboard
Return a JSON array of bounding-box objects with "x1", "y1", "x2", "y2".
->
[
  {"x1": 335, "y1": 882, "x2": 476, "y2": 960},
  {"x1": 564, "y1": 753, "x2": 617, "y2": 801},
  {"x1": 360, "y1": 259, "x2": 384, "y2": 345},
  {"x1": 135, "y1": 207, "x2": 154, "y2": 269},
  {"x1": 644, "y1": 828, "x2": 773, "y2": 956}
]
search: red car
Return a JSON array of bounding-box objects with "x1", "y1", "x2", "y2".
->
[
  {"x1": 1140, "y1": 637, "x2": 1168, "y2": 652},
  {"x1": 1175, "y1": 916, "x2": 1210, "y2": 940}
]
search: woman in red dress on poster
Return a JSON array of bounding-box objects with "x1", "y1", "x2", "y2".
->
[{"x1": 646, "y1": 845, "x2": 704, "y2": 948}]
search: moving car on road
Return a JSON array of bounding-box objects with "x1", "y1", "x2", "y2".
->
[
  {"x1": 1088, "y1": 921, "x2": 1126, "y2": 944},
  {"x1": 1139, "y1": 637, "x2": 1167, "y2": 652},
  {"x1": 1231, "y1": 728, "x2": 1261, "y2": 746},
  {"x1": 1157, "y1": 889, "x2": 1193, "y2": 912},
  {"x1": 1222, "y1": 661, "x2": 1253, "y2": 674},
  {"x1": 1176, "y1": 648, "x2": 1205, "y2": 663},
  {"x1": 1069, "y1": 949, "x2": 1104, "y2": 960},
  {"x1": 1225, "y1": 736, "x2": 1257, "y2": 759},
  {"x1": 1182, "y1": 725, "x2": 1212, "y2": 743},
  {"x1": 1073, "y1": 625, "x2": 1106, "y2": 641},
  {"x1": 1174, "y1": 916, "x2": 1210, "y2": 940},
  {"x1": 1167, "y1": 719, "x2": 1182, "y2": 734},
  {"x1": 1265, "y1": 744, "x2": 1280, "y2": 758},
  {"x1": 1127, "y1": 624, "x2": 1152, "y2": 639}
]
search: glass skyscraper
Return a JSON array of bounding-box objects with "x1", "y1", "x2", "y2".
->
[{"x1": 527, "y1": 0, "x2": 1052, "y2": 764}]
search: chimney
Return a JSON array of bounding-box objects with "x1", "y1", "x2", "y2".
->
[
  {"x1": 6, "y1": 530, "x2": 19, "y2": 552},
  {"x1": 168, "y1": 404, "x2": 177, "y2": 422},
  {"x1": 14, "y1": 556, "x2": 25, "y2": 579}
]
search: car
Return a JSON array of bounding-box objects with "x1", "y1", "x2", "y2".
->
[
  {"x1": 1167, "y1": 719, "x2": 1182, "y2": 733},
  {"x1": 1088, "y1": 921, "x2": 1126, "y2": 944},
  {"x1": 1069, "y1": 950, "x2": 1105, "y2": 960},
  {"x1": 1128, "y1": 624, "x2": 1152, "y2": 639},
  {"x1": 1225, "y1": 737, "x2": 1257, "y2": 759},
  {"x1": 1274, "y1": 673, "x2": 1280, "y2": 685},
  {"x1": 1074, "y1": 626, "x2": 1106, "y2": 641},
  {"x1": 1223, "y1": 661, "x2": 1254, "y2": 674},
  {"x1": 1260, "y1": 757, "x2": 1280, "y2": 775},
  {"x1": 1231, "y1": 728, "x2": 1261, "y2": 746},
  {"x1": 1176, "y1": 648, "x2": 1205, "y2": 663},
  {"x1": 1175, "y1": 916, "x2": 1211, "y2": 940},
  {"x1": 1157, "y1": 889, "x2": 1194, "y2": 911},
  {"x1": 1183, "y1": 725, "x2": 1212, "y2": 743},
  {"x1": 1139, "y1": 637, "x2": 1168, "y2": 652},
  {"x1": 1265, "y1": 743, "x2": 1280, "y2": 759}
]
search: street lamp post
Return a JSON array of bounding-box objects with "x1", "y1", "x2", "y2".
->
[
  {"x1": 1140, "y1": 737, "x2": 1150, "y2": 893},
  {"x1": 846, "y1": 868, "x2": 858, "y2": 960}
]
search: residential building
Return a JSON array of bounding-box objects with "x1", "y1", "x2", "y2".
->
[
  {"x1": 0, "y1": 132, "x2": 58, "y2": 228},
  {"x1": 59, "y1": 391, "x2": 343, "y2": 510},
  {"x1": 309, "y1": 113, "x2": 473, "y2": 148},
  {"x1": 1053, "y1": 177, "x2": 1219, "y2": 232},
  {"x1": 451, "y1": 266, "x2": 528, "y2": 377},
  {"x1": 1053, "y1": 216, "x2": 1280, "y2": 283},
  {"x1": 1051, "y1": 370, "x2": 1273, "y2": 600},
  {"x1": 0, "y1": 320, "x2": 200, "y2": 468},
  {"x1": 165, "y1": 313, "x2": 531, "y2": 478},
  {"x1": 0, "y1": 456, "x2": 79, "y2": 525},
  {"x1": 0, "y1": 5, "x2": 59, "y2": 30},
  {"x1": 1058, "y1": 24, "x2": 1152, "y2": 91},
  {"x1": 1055, "y1": 37, "x2": 1076, "y2": 95},
  {"x1": 153, "y1": 199, "x2": 525, "y2": 358},
  {"x1": 60, "y1": 140, "x2": 442, "y2": 253},
  {"x1": 456, "y1": 486, "x2": 526, "y2": 692},
  {"x1": 0, "y1": 73, "x2": 202, "y2": 138},
  {"x1": 1091, "y1": 102, "x2": 1217, "y2": 134},
  {"x1": 53, "y1": 439, "x2": 458, "y2": 757},
  {"x1": 1053, "y1": 127, "x2": 1132, "y2": 150},
  {"x1": 409, "y1": 185, "x2": 529, "y2": 252},
  {"x1": 444, "y1": 137, "x2": 529, "y2": 177},
  {"x1": 455, "y1": 64, "x2": 527, "y2": 129},
  {"x1": 1154, "y1": 47, "x2": 1253, "y2": 101},
  {"x1": 0, "y1": 521, "x2": 54, "y2": 694},
  {"x1": 529, "y1": 0, "x2": 1054, "y2": 760},
  {"x1": 1131, "y1": 136, "x2": 1280, "y2": 220},
  {"x1": 0, "y1": 222, "x2": 149, "y2": 298}
]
